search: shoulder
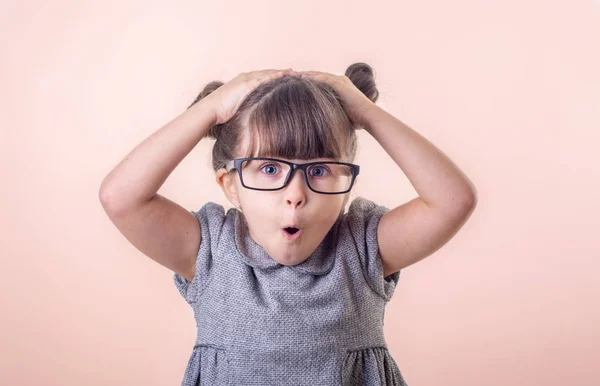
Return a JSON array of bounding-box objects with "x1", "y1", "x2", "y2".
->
[
  {"x1": 339, "y1": 196, "x2": 400, "y2": 301},
  {"x1": 190, "y1": 201, "x2": 239, "y2": 245},
  {"x1": 343, "y1": 196, "x2": 390, "y2": 224},
  {"x1": 192, "y1": 201, "x2": 239, "y2": 225}
]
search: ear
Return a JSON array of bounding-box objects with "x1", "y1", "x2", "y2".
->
[{"x1": 215, "y1": 168, "x2": 241, "y2": 208}]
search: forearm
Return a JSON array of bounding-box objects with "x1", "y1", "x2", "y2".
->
[
  {"x1": 361, "y1": 104, "x2": 477, "y2": 211},
  {"x1": 99, "y1": 98, "x2": 216, "y2": 212}
]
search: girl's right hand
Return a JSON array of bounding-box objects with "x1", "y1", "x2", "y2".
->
[{"x1": 205, "y1": 68, "x2": 296, "y2": 125}]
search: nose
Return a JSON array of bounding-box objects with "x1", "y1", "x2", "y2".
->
[{"x1": 284, "y1": 168, "x2": 307, "y2": 208}]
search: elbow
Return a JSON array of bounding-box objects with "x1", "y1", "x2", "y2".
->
[
  {"x1": 446, "y1": 188, "x2": 478, "y2": 217},
  {"x1": 463, "y1": 188, "x2": 478, "y2": 209},
  {"x1": 99, "y1": 180, "x2": 122, "y2": 214}
]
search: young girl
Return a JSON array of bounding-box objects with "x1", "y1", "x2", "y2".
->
[{"x1": 100, "y1": 63, "x2": 477, "y2": 385}]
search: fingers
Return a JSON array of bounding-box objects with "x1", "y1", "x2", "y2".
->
[
  {"x1": 256, "y1": 72, "x2": 289, "y2": 85},
  {"x1": 239, "y1": 68, "x2": 304, "y2": 88},
  {"x1": 297, "y1": 70, "x2": 320, "y2": 76},
  {"x1": 256, "y1": 68, "x2": 294, "y2": 76},
  {"x1": 251, "y1": 69, "x2": 338, "y2": 84},
  {"x1": 297, "y1": 71, "x2": 330, "y2": 84},
  {"x1": 250, "y1": 68, "x2": 294, "y2": 83}
]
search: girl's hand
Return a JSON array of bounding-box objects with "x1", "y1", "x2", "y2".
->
[
  {"x1": 205, "y1": 68, "x2": 295, "y2": 125},
  {"x1": 294, "y1": 70, "x2": 375, "y2": 129}
]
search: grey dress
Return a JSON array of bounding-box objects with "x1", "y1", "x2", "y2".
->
[{"x1": 173, "y1": 196, "x2": 408, "y2": 386}]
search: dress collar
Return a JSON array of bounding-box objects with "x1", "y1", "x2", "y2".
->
[{"x1": 229, "y1": 208, "x2": 343, "y2": 276}]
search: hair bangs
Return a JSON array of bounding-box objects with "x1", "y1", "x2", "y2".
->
[{"x1": 241, "y1": 79, "x2": 353, "y2": 162}]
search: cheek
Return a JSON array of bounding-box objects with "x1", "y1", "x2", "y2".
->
[
  {"x1": 312, "y1": 202, "x2": 344, "y2": 227},
  {"x1": 321, "y1": 197, "x2": 346, "y2": 215},
  {"x1": 241, "y1": 199, "x2": 274, "y2": 228}
]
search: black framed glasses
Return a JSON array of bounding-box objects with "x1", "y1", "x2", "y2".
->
[{"x1": 223, "y1": 157, "x2": 360, "y2": 195}]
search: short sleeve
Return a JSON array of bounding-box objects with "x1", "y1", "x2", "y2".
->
[
  {"x1": 344, "y1": 197, "x2": 401, "y2": 302},
  {"x1": 173, "y1": 202, "x2": 226, "y2": 305}
]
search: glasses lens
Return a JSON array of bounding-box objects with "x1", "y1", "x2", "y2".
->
[
  {"x1": 241, "y1": 159, "x2": 291, "y2": 190},
  {"x1": 306, "y1": 163, "x2": 354, "y2": 193},
  {"x1": 240, "y1": 159, "x2": 354, "y2": 193}
]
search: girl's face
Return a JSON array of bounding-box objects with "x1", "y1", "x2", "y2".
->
[
  {"x1": 234, "y1": 156, "x2": 350, "y2": 266},
  {"x1": 215, "y1": 140, "x2": 352, "y2": 266}
]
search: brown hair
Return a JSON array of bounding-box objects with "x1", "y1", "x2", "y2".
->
[{"x1": 187, "y1": 62, "x2": 379, "y2": 173}]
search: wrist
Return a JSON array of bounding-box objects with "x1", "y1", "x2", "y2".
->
[
  {"x1": 358, "y1": 103, "x2": 381, "y2": 132},
  {"x1": 190, "y1": 96, "x2": 218, "y2": 127}
]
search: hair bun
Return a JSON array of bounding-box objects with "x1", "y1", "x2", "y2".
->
[
  {"x1": 344, "y1": 62, "x2": 379, "y2": 104},
  {"x1": 187, "y1": 80, "x2": 225, "y2": 140}
]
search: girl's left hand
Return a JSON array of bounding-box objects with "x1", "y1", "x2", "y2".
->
[{"x1": 292, "y1": 70, "x2": 375, "y2": 129}]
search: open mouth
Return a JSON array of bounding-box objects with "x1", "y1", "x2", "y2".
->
[{"x1": 282, "y1": 227, "x2": 302, "y2": 241}]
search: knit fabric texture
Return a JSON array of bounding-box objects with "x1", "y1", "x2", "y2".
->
[{"x1": 173, "y1": 196, "x2": 408, "y2": 385}]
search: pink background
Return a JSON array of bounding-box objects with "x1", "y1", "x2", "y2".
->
[{"x1": 2, "y1": 1, "x2": 599, "y2": 385}]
